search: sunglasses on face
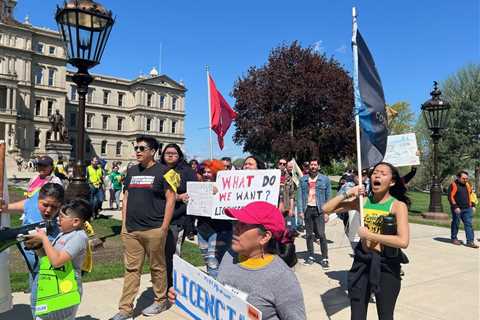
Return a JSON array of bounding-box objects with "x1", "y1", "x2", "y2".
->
[
  {"x1": 134, "y1": 146, "x2": 150, "y2": 152},
  {"x1": 278, "y1": 162, "x2": 287, "y2": 166}
]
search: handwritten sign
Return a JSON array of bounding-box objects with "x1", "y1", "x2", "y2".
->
[
  {"x1": 186, "y1": 182, "x2": 215, "y2": 218},
  {"x1": 383, "y1": 133, "x2": 420, "y2": 167},
  {"x1": 173, "y1": 255, "x2": 262, "y2": 320},
  {"x1": 213, "y1": 170, "x2": 280, "y2": 219}
]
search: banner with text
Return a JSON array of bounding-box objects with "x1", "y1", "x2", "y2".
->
[
  {"x1": 187, "y1": 170, "x2": 280, "y2": 220},
  {"x1": 173, "y1": 255, "x2": 262, "y2": 320},
  {"x1": 383, "y1": 133, "x2": 420, "y2": 167}
]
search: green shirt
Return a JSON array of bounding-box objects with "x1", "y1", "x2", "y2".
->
[{"x1": 109, "y1": 171, "x2": 124, "y2": 190}]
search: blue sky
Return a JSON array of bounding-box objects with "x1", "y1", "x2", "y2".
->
[{"x1": 15, "y1": 0, "x2": 479, "y2": 159}]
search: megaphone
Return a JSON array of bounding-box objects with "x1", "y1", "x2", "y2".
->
[{"x1": 0, "y1": 220, "x2": 56, "y2": 253}]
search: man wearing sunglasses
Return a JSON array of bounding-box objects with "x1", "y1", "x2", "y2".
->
[{"x1": 112, "y1": 136, "x2": 176, "y2": 320}]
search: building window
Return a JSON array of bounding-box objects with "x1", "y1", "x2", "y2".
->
[
  {"x1": 36, "y1": 43, "x2": 43, "y2": 53},
  {"x1": 49, "y1": 46, "x2": 55, "y2": 55},
  {"x1": 116, "y1": 142, "x2": 122, "y2": 156},
  {"x1": 102, "y1": 115, "x2": 108, "y2": 130},
  {"x1": 47, "y1": 101, "x2": 53, "y2": 116},
  {"x1": 87, "y1": 114, "x2": 93, "y2": 128},
  {"x1": 159, "y1": 95, "x2": 165, "y2": 108},
  {"x1": 87, "y1": 88, "x2": 93, "y2": 103},
  {"x1": 34, "y1": 67, "x2": 43, "y2": 85},
  {"x1": 103, "y1": 90, "x2": 109, "y2": 105},
  {"x1": 71, "y1": 86, "x2": 77, "y2": 101},
  {"x1": 86, "y1": 140, "x2": 91, "y2": 153},
  {"x1": 159, "y1": 120, "x2": 164, "y2": 132},
  {"x1": 48, "y1": 68, "x2": 55, "y2": 86},
  {"x1": 34, "y1": 131, "x2": 40, "y2": 147},
  {"x1": 172, "y1": 97, "x2": 177, "y2": 110},
  {"x1": 172, "y1": 121, "x2": 177, "y2": 134},
  {"x1": 70, "y1": 113, "x2": 76, "y2": 127},
  {"x1": 101, "y1": 140, "x2": 107, "y2": 155},
  {"x1": 146, "y1": 118, "x2": 151, "y2": 131},
  {"x1": 118, "y1": 92, "x2": 124, "y2": 106},
  {"x1": 70, "y1": 138, "x2": 75, "y2": 154},
  {"x1": 117, "y1": 117, "x2": 123, "y2": 131},
  {"x1": 147, "y1": 93, "x2": 152, "y2": 107},
  {"x1": 46, "y1": 131, "x2": 52, "y2": 142},
  {"x1": 35, "y1": 100, "x2": 41, "y2": 116}
]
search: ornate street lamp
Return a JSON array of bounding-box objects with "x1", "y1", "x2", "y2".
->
[
  {"x1": 421, "y1": 81, "x2": 451, "y2": 219},
  {"x1": 55, "y1": 0, "x2": 114, "y2": 200}
]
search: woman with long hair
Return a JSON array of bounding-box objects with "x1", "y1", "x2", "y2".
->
[
  {"x1": 322, "y1": 162, "x2": 410, "y2": 320},
  {"x1": 160, "y1": 143, "x2": 198, "y2": 289},
  {"x1": 169, "y1": 201, "x2": 305, "y2": 320},
  {"x1": 242, "y1": 155, "x2": 266, "y2": 170}
]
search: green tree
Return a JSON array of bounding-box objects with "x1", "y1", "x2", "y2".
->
[
  {"x1": 414, "y1": 64, "x2": 480, "y2": 194},
  {"x1": 232, "y1": 42, "x2": 355, "y2": 164},
  {"x1": 387, "y1": 101, "x2": 415, "y2": 135}
]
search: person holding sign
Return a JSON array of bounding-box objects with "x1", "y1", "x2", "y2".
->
[
  {"x1": 170, "y1": 201, "x2": 305, "y2": 320},
  {"x1": 322, "y1": 162, "x2": 410, "y2": 320},
  {"x1": 196, "y1": 160, "x2": 233, "y2": 278}
]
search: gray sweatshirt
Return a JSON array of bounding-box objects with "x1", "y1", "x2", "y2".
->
[{"x1": 217, "y1": 251, "x2": 306, "y2": 320}]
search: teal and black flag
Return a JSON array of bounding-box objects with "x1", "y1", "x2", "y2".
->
[{"x1": 352, "y1": 27, "x2": 388, "y2": 169}]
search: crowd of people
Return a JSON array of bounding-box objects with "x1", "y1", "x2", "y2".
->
[{"x1": 1, "y1": 134, "x2": 478, "y2": 320}]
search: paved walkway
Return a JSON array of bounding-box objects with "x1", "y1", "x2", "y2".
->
[{"x1": 1, "y1": 213, "x2": 478, "y2": 320}]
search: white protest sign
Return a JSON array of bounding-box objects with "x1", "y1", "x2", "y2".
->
[
  {"x1": 187, "y1": 182, "x2": 215, "y2": 218},
  {"x1": 212, "y1": 169, "x2": 281, "y2": 219},
  {"x1": 383, "y1": 133, "x2": 420, "y2": 167},
  {"x1": 173, "y1": 255, "x2": 262, "y2": 320}
]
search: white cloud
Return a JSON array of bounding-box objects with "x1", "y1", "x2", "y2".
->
[
  {"x1": 334, "y1": 44, "x2": 347, "y2": 54},
  {"x1": 312, "y1": 40, "x2": 324, "y2": 54}
]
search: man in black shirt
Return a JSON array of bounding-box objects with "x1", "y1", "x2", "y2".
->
[{"x1": 112, "y1": 136, "x2": 175, "y2": 320}]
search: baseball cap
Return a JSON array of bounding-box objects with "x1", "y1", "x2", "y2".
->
[
  {"x1": 37, "y1": 156, "x2": 54, "y2": 166},
  {"x1": 225, "y1": 201, "x2": 286, "y2": 241}
]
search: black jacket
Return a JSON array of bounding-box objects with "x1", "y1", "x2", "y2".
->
[{"x1": 170, "y1": 162, "x2": 198, "y2": 226}]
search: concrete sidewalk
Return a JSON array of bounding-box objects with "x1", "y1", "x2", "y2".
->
[{"x1": 1, "y1": 216, "x2": 478, "y2": 320}]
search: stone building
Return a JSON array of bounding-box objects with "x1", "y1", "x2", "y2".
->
[{"x1": 0, "y1": 0, "x2": 186, "y2": 167}]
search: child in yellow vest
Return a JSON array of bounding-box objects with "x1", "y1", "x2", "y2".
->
[{"x1": 26, "y1": 199, "x2": 91, "y2": 320}]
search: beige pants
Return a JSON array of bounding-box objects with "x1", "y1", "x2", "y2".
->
[{"x1": 118, "y1": 227, "x2": 168, "y2": 314}]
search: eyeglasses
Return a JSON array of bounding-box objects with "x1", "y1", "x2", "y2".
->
[
  {"x1": 278, "y1": 162, "x2": 287, "y2": 166},
  {"x1": 165, "y1": 152, "x2": 179, "y2": 157},
  {"x1": 134, "y1": 145, "x2": 150, "y2": 152}
]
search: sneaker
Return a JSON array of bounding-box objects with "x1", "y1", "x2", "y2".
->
[
  {"x1": 142, "y1": 301, "x2": 171, "y2": 316},
  {"x1": 452, "y1": 239, "x2": 462, "y2": 245},
  {"x1": 320, "y1": 258, "x2": 330, "y2": 270},
  {"x1": 110, "y1": 312, "x2": 133, "y2": 320},
  {"x1": 303, "y1": 256, "x2": 316, "y2": 265},
  {"x1": 465, "y1": 242, "x2": 479, "y2": 249}
]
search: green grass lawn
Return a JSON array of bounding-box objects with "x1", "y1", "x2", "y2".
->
[{"x1": 6, "y1": 202, "x2": 203, "y2": 292}]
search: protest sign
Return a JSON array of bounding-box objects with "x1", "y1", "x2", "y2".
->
[
  {"x1": 213, "y1": 169, "x2": 280, "y2": 219},
  {"x1": 173, "y1": 255, "x2": 262, "y2": 320},
  {"x1": 186, "y1": 182, "x2": 215, "y2": 218},
  {"x1": 383, "y1": 133, "x2": 420, "y2": 167}
]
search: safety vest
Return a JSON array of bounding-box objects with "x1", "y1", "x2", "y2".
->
[
  {"x1": 87, "y1": 165, "x2": 103, "y2": 188},
  {"x1": 34, "y1": 256, "x2": 81, "y2": 316}
]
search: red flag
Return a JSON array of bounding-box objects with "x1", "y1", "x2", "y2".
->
[{"x1": 209, "y1": 74, "x2": 237, "y2": 150}]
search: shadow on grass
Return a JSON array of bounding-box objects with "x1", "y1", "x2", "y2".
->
[
  {"x1": 321, "y1": 270, "x2": 350, "y2": 318},
  {"x1": 0, "y1": 304, "x2": 31, "y2": 320},
  {"x1": 98, "y1": 225, "x2": 122, "y2": 242}
]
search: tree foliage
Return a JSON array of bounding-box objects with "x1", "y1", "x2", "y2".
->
[
  {"x1": 232, "y1": 42, "x2": 355, "y2": 164},
  {"x1": 414, "y1": 64, "x2": 480, "y2": 192},
  {"x1": 387, "y1": 101, "x2": 415, "y2": 135}
]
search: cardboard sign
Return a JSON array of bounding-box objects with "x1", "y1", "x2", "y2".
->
[
  {"x1": 383, "y1": 133, "x2": 420, "y2": 167},
  {"x1": 213, "y1": 169, "x2": 280, "y2": 219},
  {"x1": 173, "y1": 255, "x2": 262, "y2": 320},
  {"x1": 187, "y1": 170, "x2": 281, "y2": 220},
  {"x1": 186, "y1": 182, "x2": 215, "y2": 218}
]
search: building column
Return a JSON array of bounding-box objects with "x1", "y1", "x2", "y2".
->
[
  {"x1": 6, "y1": 88, "x2": 11, "y2": 110},
  {"x1": 11, "y1": 88, "x2": 16, "y2": 111}
]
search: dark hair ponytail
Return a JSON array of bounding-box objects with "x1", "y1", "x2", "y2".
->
[
  {"x1": 371, "y1": 162, "x2": 411, "y2": 207},
  {"x1": 264, "y1": 230, "x2": 298, "y2": 267}
]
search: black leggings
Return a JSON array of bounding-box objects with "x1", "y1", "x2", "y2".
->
[{"x1": 350, "y1": 269, "x2": 401, "y2": 320}]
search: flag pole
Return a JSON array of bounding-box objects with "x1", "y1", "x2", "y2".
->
[
  {"x1": 352, "y1": 7, "x2": 364, "y2": 226},
  {"x1": 206, "y1": 66, "x2": 213, "y2": 160}
]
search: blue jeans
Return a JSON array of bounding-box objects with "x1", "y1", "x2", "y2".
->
[
  {"x1": 89, "y1": 186, "x2": 104, "y2": 214},
  {"x1": 451, "y1": 207, "x2": 475, "y2": 243},
  {"x1": 197, "y1": 230, "x2": 232, "y2": 278},
  {"x1": 114, "y1": 189, "x2": 122, "y2": 209}
]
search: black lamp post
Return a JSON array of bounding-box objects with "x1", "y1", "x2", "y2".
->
[
  {"x1": 55, "y1": 0, "x2": 114, "y2": 200},
  {"x1": 421, "y1": 81, "x2": 451, "y2": 219}
]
